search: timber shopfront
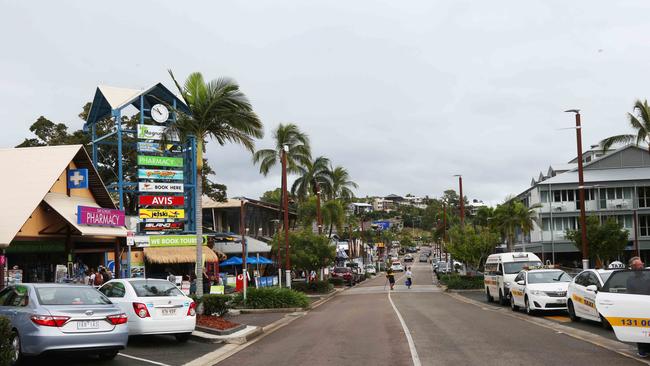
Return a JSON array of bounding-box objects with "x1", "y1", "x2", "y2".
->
[{"x1": 0, "y1": 145, "x2": 126, "y2": 286}]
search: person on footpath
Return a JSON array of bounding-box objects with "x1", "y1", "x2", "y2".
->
[
  {"x1": 386, "y1": 268, "x2": 395, "y2": 290},
  {"x1": 405, "y1": 267, "x2": 413, "y2": 289},
  {"x1": 627, "y1": 257, "x2": 650, "y2": 358}
]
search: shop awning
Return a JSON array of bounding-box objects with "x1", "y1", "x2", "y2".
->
[
  {"x1": 143, "y1": 246, "x2": 221, "y2": 264},
  {"x1": 43, "y1": 193, "x2": 127, "y2": 237}
]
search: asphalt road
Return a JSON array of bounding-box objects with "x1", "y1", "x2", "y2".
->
[
  {"x1": 21, "y1": 334, "x2": 221, "y2": 366},
  {"x1": 217, "y1": 254, "x2": 642, "y2": 366}
]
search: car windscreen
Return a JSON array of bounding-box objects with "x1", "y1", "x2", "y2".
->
[
  {"x1": 504, "y1": 261, "x2": 543, "y2": 274},
  {"x1": 36, "y1": 287, "x2": 112, "y2": 305},
  {"x1": 602, "y1": 270, "x2": 650, "y2": 295},
  {"x1": 130, "y1": 280, "x2": 184, "y2": 297},
  {"x1": 333, "y1": 268, "x2": 350, "y2": 273},
  {"x1": 599, "y1": 272, "x2": 613, "y2": 284},
  {"x1": 527, "y1": 271, "x2": 571, "y2": 284}
]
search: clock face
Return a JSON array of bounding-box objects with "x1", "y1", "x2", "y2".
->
[{"x1": 151, "y1": 104, "x2": 169, "y2": 123}]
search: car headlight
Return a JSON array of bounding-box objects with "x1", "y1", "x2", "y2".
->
[
  {"x1": 530, "y1": 290, "x2": 543, "y2": 296},
  {"x1": 504, "y1": 281, "x2": 511, "y2": 288}
]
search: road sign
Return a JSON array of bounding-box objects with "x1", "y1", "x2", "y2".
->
[
  {"x1": 138, "y1": 182, "x2": 184, "y2": 193},
  {"x1": 126, "y1": 231, "x2": 135, "y2": 246},
  {"x1": 68, "y1": 169, "x2": 88, "y2": 189}
]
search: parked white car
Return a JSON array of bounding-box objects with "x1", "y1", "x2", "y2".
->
[
  {"x1": 597, "y1": 269, "x2": 650, "y2": 345},
  {"x1": 566, "y1": 268, "x2": 617, "y2": 326},
  {"x1": 99, "y1": 278, "x2": 196, "y2": 341},
  {"x1": 365, "y1": 265, "x2": 377, "y2": 275},
  {"x1": 510, "y1": 269, "x2": 571, "y2": 315},
  {"x1": 391, "y1": 261, "x2": 404, "y2": 272}
]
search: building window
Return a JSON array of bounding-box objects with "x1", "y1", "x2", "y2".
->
[
  {"x1": 639, "y1": 187, "x2": 650, "y2": 208},
  {"x1": 540, "y1": 191, "x2": 549, "y2": 203},
  {"x1": 542, "y1": 218, "x2": 550, "y2": 230},
  {"x1": 639, "y1": 215, "x2": 650, "y2": 237},
  {"x1": 554, "y1": 191, "x2": 562, "y2": 202}
]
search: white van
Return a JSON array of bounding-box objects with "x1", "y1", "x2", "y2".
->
[{"x1": 483, "y1": 252, "x2": 542, "y2": 305}]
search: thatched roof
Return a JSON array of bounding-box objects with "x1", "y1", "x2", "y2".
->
[{"x1": 143, "y1": 246, "x2": 223, "y2": 264}]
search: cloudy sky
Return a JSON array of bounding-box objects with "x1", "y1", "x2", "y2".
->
[{"x1": 2, "y1": 1, "x2": 650, "y2": 205}]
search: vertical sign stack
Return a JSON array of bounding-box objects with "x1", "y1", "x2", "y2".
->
[{"x1": 136, "y1": 121, "x2": 187, "y2": 234}]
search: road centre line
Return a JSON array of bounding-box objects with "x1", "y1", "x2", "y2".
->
[
  {"x1": 119, "y1": 352, "x2": 173, "y2": 366},
  {"x1": 388, "y1": 286, "x2": 422, "y2": 366}
]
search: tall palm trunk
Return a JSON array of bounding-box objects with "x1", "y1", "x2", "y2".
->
[{"x1": 195, "y1": 144, "x2": 204, "y2": 296}]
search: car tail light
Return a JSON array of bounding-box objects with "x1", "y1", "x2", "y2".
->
[
  {"x1": 133, "y1": 302, "x2": 151, "y2": 318},
  {"x1": 31, "y1": 315, "x2": 70, "y2": 327},
  {"x1": 106, "y1": 313, "x2": 128, "y2": 325},
  {"x1": 187, "y1": 302, "x2": 196, "y2": 316}
]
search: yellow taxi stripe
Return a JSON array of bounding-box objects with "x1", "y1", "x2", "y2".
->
[
  {"x1": 545, "y1": 315, "x2": 571, "y2": 323},
  {"x1": 606, "y1": 317, "x2": 650, "y2": 327},
  {"x1": 571, "y1": 294, "x2": 596, "y2": 309},
  {"x1": 510, "y1": 290, "x2": 524, "y2": 296}
]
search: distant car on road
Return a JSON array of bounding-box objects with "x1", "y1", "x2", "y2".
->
[
  {"x1": 509, "y1": 269, "x2": 571, "y2": 315},
  {"x1": 365, "y1": 265, "x2": 377, "y2": 275},
  {"x1": 99, "y1": 278, "x2": 196, "y2": 341},
  {"x1": 419, "y1": 254, "x2": 428, "y2": 263},
  {"x1": 0, "y1": 283, "x2": 128, "y2": 364},
  {"x1": 331, "y1": 267, "x2": 355, "y2": 284},
  {"x1": 435, "y1": 261, "x2": 451, "y2": 275},
  {"x1": 566, "y1": 268, "x2": 617, "y2": 326},
  {"x1": 404, "y1": 254, "x2": 414, "y2": 263},
  {"x1": 391, "y1": 261, "x2": 405, "y2": 272}
]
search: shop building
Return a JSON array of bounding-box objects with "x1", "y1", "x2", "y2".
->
[{"x1": 0, "y1": 145, "x2": 127, "y2": 286}]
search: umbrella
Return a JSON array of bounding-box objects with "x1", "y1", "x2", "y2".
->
[
  {"x1": 220, "y1": 256, "x2": 243, "y2": 266},
  {"x1": 220, "y1": 256, "x2": 274, "y2": 266}
]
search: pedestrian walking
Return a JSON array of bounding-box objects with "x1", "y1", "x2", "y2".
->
[
  {"x1": 405, "y1": 267, "x2": 413, "y2": 289},
  {"x1": 386, "y1": 268, "x2": 395, "y2": 290},
  {"x1": 628, "y1": 257, "x2": 650, "y2": 358},
  {"x1": 167, "y1": 271, "x2": 176, "y2": 284}
]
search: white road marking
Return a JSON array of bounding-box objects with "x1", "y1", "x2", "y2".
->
[
  {"x1": 388, "y1": 287, "x2": 422, "y2": 366},
  {"x1": 118, "y1": 353, "x2": 172, "y2": 366}
]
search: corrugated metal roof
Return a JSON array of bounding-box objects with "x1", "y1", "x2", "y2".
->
[
  {"x1": 538, "y1": 166, "x2": 650, "y2": 185},
  {"x1": 43, "y1": 193, "x2": 127, "y2": 237},
  {"x1": 202, "y1": 197, "x2": 242, "y2": 208},
  {"x1": 212, "y1": 235, "x2": 271, "y2": 254}
]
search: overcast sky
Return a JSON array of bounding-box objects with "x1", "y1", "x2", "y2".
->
[{"x1": 2, "y1": 1, "x2": 650, "y2": 205}]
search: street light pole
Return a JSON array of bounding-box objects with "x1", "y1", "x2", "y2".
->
[
  {"x1": 282, "y1": 145, "x2": 291, "y2": 288},
  {"x1": 315, "y1": 185, "x2": 323, "y2": 235},
  {"x1": 565, "y1": 109, "x2": 589, "y2": 270},
  {"x1": 455, "y1": 175, "x2": 465, "y2": 226},
  {"x1": 240, "y1": 199, "x2": 248, "y2": 302}
]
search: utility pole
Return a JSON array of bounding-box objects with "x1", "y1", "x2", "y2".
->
[
  {"x1": 315, "y1": 184, "x2": 323, "y2": 235},
  {"x1": 565, "y1": 109, "x2": 589, "y2": 270},
  {"x1": 282, "y1": 145, "x2": 291, "y2": 288},
  {"x1": 455, "y1": 175, "x2": 465, "y2": 226},
  {"x1": 240, "y1": 199, "x2": 248, "y2": 301}
]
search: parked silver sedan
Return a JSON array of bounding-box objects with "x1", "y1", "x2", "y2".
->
[{"x1": 0, "y1": 283, "x2": 128, "y2": 364}]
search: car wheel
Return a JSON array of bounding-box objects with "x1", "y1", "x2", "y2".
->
[
  {"x1": 10, "y1": 330, "x2": 22, "y2": 366},
  {"x1": 510, "y1": 297, "x2": 519, "y2": 311},
  {"x1": 600, "y1": 314, "x2": 612, "y2": 330},
  {"x1": 498, "y1": 290, "x2": 507, "y2": 306},
  {"x1": 486, "y1": 289, "x2": 493, "y2": 302},
  {"x1": 525, "y1": 297, "x2": 535, "y2": 316},
  {"x1": 567, "y1": 301, "x2": 580, "y2": 322},
  {"x1": 98, "y1": 350, "x2": 119, "y2": 360},
  {"x1": 175, "y1": 333, "x2": 192, "y2": 342}
]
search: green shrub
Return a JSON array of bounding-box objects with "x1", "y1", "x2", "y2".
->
[
  {"x1": 438, "y1": 274, "x2": 484, "y2": 289},
  {"x1": 0, "y1": 317, "x2": 12, "y2": 366},
  {"x1": 201, "y1": 294, "x2": 232, "y2": 316},
  {"x1": 364, "y1": 272, "x2": 372, "y2": 279},
  {"x1": 328, "y1": 278, "x2": 345, "y2": 286},
  {"x1": 233, "y1": 288, "x2": 309, "y2": 309},
  {"x1": 292, "y1": 280, "x2": 333, "y2": 294}
]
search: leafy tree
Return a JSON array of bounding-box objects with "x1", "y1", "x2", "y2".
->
[
  {"x1": 472, "y1": 206, "x2": 495, "y2": 228},
  {"x1": 601, "y1": 99, "x2": 650, "y2": 153},
  {"x1": 296, "y1": 196, "x2": 318, "y2": 228},
  {"x1": 565, "y1": 216, "x2": 628, "y2": 265},
  {"x1": 328, "y1": 165, "x2": 358, "y2": 201},
  {"x1": 447, "y1": 225, "x2": 499, "y2": 271},
  {"x1": 291, "y1": 156, "x2": 332, "y2": 201},
  {"x1": 322, "y1": 200, "x2": 345, "y2": 237},
  {"x1": 271, "y1": 230, "x2": 336, "y2": 273},
  {"x1": 260, "y1": 188, "x2": 283, "y2": 205},
  {"x1": 168, "y1": 70, "x2": 263, "y2": 296},
  {"x1": 493, "y1": 200, "x2": 540, "y2": 251}
]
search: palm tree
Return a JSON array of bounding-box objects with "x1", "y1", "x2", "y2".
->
[
  {"x1": 253, "y1": 123, "x2": 311, "y2": 176},
  {"x1": 515, "y1": 202, "x2": 542, "y2": 249},
  {"x1": 322, "y1": 200, "x2": 345, "y2": 238},
  {"x1": 167, "y1": 70, "x2": 263, "y2": 296},
  {"x1": 493, "y1": 200, "x2": 541, "y2": 251},
  {"x1": 291, "y1": 156, "x2": 332, "y2": 201},
  {"x1": 601, "y1": 99, "x2": 650, "y2": 153},
  {"x1": 328, "y1": 165, "x2": 358, "y2": 201}
]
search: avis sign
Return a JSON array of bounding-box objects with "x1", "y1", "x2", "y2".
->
[
  {"x1": 139, "y1": 195, "x2": 184, "y2": 206},
  {"x1": 77, "y1": 206, "x2": 125, "y2": 227},
  {"x1": 139, "y1": 182, "x2": 183, "y2": 193},
  {"x1": 140, "y1": 222, "x2": 185, "y2": 232}
]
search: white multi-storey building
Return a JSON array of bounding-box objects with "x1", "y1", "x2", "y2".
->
[{"x1": 514, "y1": 143, "x2": 650, "y2": 264}]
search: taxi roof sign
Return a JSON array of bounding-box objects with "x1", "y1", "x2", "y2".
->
[{"x1": 607, "y1": 261, "x2": 626, "y2": 269}]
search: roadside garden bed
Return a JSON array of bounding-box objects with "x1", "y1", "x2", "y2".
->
[
  {"x1": 196, "y1": 315, "x2": 246, "y2": 335},
  {"x1": 437, "y1": 274, "x2": 484, "y2": 289}
]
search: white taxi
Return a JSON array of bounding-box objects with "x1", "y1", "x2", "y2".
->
[
  {"x1": 596, "y1": 269, "x2": 650, "y2": 344},
  {"x1": 566, "y1": 266, "x2": 620, "y2": 327},
  {"x1": 509, "y1": 268, "x2": 572, "y2": 315}
]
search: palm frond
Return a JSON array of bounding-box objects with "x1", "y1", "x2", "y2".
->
[{"x1": 600, "y1": 134, "x2": 635, "y2": 152}]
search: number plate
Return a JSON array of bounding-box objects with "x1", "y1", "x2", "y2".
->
[
  {"x1": 556, "y1": 299, "x2": 566, "y2": 304},
  {"x1": 77, "y1": 320, "x2": 99, "y2": 329},
  {"x1": 161, "y1": 308, "x2": 177, "y2": 316}
]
